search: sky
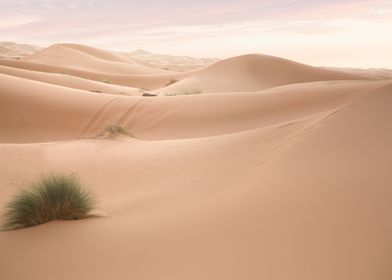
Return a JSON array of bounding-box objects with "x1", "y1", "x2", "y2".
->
[{"x1": 1, "y1": 0, "x2": 391, "y2": 68}]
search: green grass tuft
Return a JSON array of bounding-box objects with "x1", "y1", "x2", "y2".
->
[{"x1": 2, "y1": 173, "x2": 96, "y2": 230}]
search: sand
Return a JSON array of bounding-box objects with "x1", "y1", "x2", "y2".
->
[
  {"x1": 0, "y1": 42, "x2": 41, "y2": 59},
  {"x1": 124, "y1": 49, "x2": 219, "y2": 71},
  {"x1": 0, "y1": 43, "x2": 391, "y2": 280}
]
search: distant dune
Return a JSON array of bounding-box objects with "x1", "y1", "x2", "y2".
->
[
  {"x1": 0, "y1": 42, "x2": 41, "y2": 59},
  {"x1": 22, "y1": 43, "x2": 170, "y2": 75},
  {"x1": 0, "y1": 42, "x2": 391, "y2": 280},
  {"x1": 0, "y1": 65, "x2": 140, "y2": 95},
  {"x1": 155, "y1": 54, "x2": 364, "y2": 95},
  {"x1": 124, "y1": 49, "x2": 219, "y2": 71},
  {"x1": 0, "y1": 42, "x2": 217, "y2": 71},
  {"x1": 324, "y1": 66, "x2": 392, "y2": 80}
]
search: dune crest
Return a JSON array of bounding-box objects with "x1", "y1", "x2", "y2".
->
[
  {"x1": 155, "y1": 54, "x2": 365, "y2": 95},
  {"x1": 22, "y1": 43, "x2": 170, "y2": 75}
]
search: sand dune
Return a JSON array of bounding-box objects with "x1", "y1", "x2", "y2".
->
[
  {"x1": 22, "y1": 43, "x2": 170, "y2": 75},
  {"x1": 1, "y1": 50, "x2": 367, "y2": 94},
  {"x1": 0, "y1": 42, "x2": 217, "y2": 72},
  {"x1": 1, "y1": 82, "x2": 391, "y2": 280},
  {"x1": 0, "y1": 42, "x2": 41, "y2": 59},
  {"x1": 0, "y1": 58, "x2": 179, "y2": 89},
  {"x1": 325, "y1": 66, "x2": 392, "y2": 80},
  {"x1": 0, "y1": 43, "x2": 391, "y2": 280},
  {"x1": 125, "y1": 49, "x2": 219, "y2": 71},
  {"x1": 0, "y1": 65, "x2": 140, "y2": 95},
  {"x1": 1, "y1": 72, "x2": 389, "y2": 143},
  {"x1": 155, "y1": 54, "x2": 366, "y2": 95}
]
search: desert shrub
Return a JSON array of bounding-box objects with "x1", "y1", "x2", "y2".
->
[
  {"x1": 165, "y1": 89, "x2": 202, "y2": 96},
  {"x1": 142, "y1": 92, "x2": 157, "y2": 97},
  {"x1": 100, "y1": 123, "x2": 132, "y2": 137},
  {"x1": 2, "y1": 173, "x2": 95, "y2": 230},
  {"x1": 101, "y1": 79, "x2": 112, "y2": 84}
]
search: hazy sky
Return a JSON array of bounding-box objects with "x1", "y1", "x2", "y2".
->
[{"x1": 1, "y1": 0, "x2": 391, "y2": 68}]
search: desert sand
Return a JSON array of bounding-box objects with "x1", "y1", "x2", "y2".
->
[
  {"x1": 0, "y1": 43, "x2": 391, "y2": 280},
  {"x1": 0, "y1": 42, "x2": 41, "y2": 60}
]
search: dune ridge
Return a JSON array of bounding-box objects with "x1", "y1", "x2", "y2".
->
[
  {"x1": 0, "y1": 65, "x2": 140, "y2": 95},
  {"x1": 22, "y1": 43, "x2": 168, "y2": 74},
  {"x1": 154, "y1": 54, "x2": 365, "y2": 95}
]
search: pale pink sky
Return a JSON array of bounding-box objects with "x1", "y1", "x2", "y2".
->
[{"x1": 1, "y1": 0, "x2": 391, "y2": 68}]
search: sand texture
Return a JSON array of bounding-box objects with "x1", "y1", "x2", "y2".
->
[{"x1": 0, "y1": 43, "x2": 391, "y2": 280}]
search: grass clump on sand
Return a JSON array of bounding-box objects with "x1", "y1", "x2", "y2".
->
[
  {"x1": 2, "y1": 173, "x2": 95, "y2": 231},
  {"x1": 99, "y1": 123, "x2": 133, "y2": 138}
]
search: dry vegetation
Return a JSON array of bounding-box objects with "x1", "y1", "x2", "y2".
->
[{"x1": 2, "y1": 173, "x2": 96, "y2": 230}]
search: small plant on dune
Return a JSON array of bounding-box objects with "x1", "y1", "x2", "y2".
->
[
  {"x1": 2, "y1": 173, "x2": 96, "y2": 231},
  {"x1": 164, "y1": 79, "x2": 178, "y2": 87},
  {"x1": 101, "y1": 79, "x2": 112, "y2": 84},
  {"x1": 164, "y1": 89, "x2": 202, "y2": 96},
  {"x1": 99, "y1": 123, "x2": 133, "y2": 138},
  {"x1": 90, "y1": 90, "x2": 102, "y2": 93}
]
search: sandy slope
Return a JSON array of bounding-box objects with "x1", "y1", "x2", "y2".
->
[
  {"x1": 0, "y1": 42, "x2": 41, "y2": 59},
  {"x1": 0, "y1": 43, "x2": 177, "y2": 90},
  {"x1": 0, "y1": 83, "x2": 391, "y2": 280},
  {"x1": 1, "y1": 73, "x2": 388, "y2": 143},
  {"x1": 0, "y1": 65, "x2": 140, "y2": 95},
  {"x1": 23, "y1": 43, "x2": 168, "y2": 75},
  {"x1": 0, "y1": 42, "x2": 217, "y2": 71},
  {"x1": 0, "y1": 58, "x2": 179, "y2": 89},
  {"x1": 0, "y1": 52, "x2": 365, "y2": 93},
  {"x1": 124, "y1": 49, "x2": 219, "y2": 71},
  {"x1": 325, "y1": 67, "x2": 392, "y2": 80},
  {"x1": 0, "y1": 43, "x2": 391, "y2": 280},
  {"x1": 155, "y1": 54, "x2": 365, "y2": 95}
]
